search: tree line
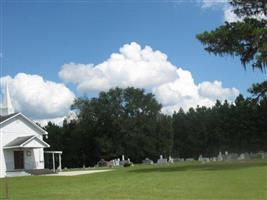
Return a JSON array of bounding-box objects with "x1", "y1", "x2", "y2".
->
[{"x1": 44, "y1": 87, "x2": 267, "y2": 168}]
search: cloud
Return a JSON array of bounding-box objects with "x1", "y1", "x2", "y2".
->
[
  {"x1": 198, "y1": 80, "x2": 239, "y2": 101},
  {"x1": 223, "y1": 5, "x2": 267, "y2": 22},
  {"x1": 35, "y1": 116, "x2": 65, "y2": 127},
  {"x1": 35, "y1": 111, "x2": 78, "y2": 127},
  {"x1": 200, "y1": 0, "x2": 239, "y2": 22},
  {"x1": 59, "y1": 42, "x2": 177, "y2": 92},
  {"x1": 1, "y1": 73, "x2": 76, "y2": 120},
  {"x1": 153, "y1": 71, "x2": 238, "y2": 114},
  {"x1": 201, "y1": 0, "x2": 229, "y2": 9},
  {"x1": 59, "y1": 42, "x2": 239, "y2": 114},
  {"x1": 200, "y1": 0, "x2": 266, "y2": 22},
  {"x1": 223, "y1": 5, "x2": 242, "y2": 23}
]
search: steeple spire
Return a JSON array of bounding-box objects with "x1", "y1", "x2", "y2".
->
[{"x1": 1, "y1": 83, "x2": 14, "y2": 116}]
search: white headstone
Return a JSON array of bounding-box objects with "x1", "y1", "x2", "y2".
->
[
  {"x1": 217, "y1": 152, "x2": 223, "y2": 161},
  {"x1": 238, "y1": 153, "x2": 245, "y2": 160},
  {"x1": 168, "y1": 156, "x2": 174, "y2": 163},
  {"x1": 157, "y1": 155, "x2": 168, "y2": 165}
]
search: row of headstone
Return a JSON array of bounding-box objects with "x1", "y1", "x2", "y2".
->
[
  {"x1": 157, "y1": 155, "x2": 168, "y2": 164},
  {"x1": 157, "y1": 155, "x2": 173, "y2": 165},
  {"x1": 237, "y1": 152, "x2": 267, "y2": 160},
  {"x1": 142, "y1": 155, "x2": 174, "y2": 165},
  {"x1": 119, "y1": 154, "x2": 132, "y2": 166},
  {"x1": 198, "y1": 155, "x2": 218, "y2": 163},
  {"x1": 110, "y1": 159, "x2": 120, "y2": 166},
  {"x1": 198, "y1": 151, "x2": 267, "y2": 163},
  {"x1": 107, "y1": 151, "x2": 267, "y2": 167},
  {"x1": 99, "y1": 154, "x2": 132, "y2": 167}
]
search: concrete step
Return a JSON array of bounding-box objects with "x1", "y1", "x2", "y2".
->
[
  {"x1": 6, "y1": 171, "x2": 31, "y2": 177},
  {"x1": 25, "y1": 169, "x2": 55, "y2": 175}
]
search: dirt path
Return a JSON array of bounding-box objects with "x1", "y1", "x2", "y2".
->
[{"x1": 44, "y1": 169, "x2": 113, "y2": 176}]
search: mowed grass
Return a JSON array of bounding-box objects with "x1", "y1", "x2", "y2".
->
[{"x1": 0, "y1": 160, "x2": 266, "y2": 200}]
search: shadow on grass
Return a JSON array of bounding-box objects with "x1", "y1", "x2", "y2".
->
[{"x1": 129, "y1": 160, "x2": 267, "y2": 174}]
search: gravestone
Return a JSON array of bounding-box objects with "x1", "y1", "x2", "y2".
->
[
  {"x1": 209, "y1": 157, "x2": 216, "y2": 162},
  {"x1": 119, "y1": 155, "x2": 126, "y2": 165},
  {"x1": 157, "y1": 155, "x2": 168, "y2": 164},
  {"x1": 217, "y1": 152, "x2": 223, "y2": 161},
  {"x1": 238, "y1": 153, "x2": 245, "y2": 160},
  {"x1": 198, "y1": 154, "x2": 203, "y2": 161},
  {"x1": 142, "y1": 158, "x2": 154, "y2": 164},
  {"x1": 168, "y1": 156, "x2": 174, "y2": 163}
]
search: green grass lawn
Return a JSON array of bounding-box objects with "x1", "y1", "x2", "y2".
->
[{"x1": 1, "y1": 160, "x2": 266, "y2": 200}]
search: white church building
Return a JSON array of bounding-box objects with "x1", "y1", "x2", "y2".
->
[{"x1": 0, "y1": 85, "x2": 61, "y2": 177}]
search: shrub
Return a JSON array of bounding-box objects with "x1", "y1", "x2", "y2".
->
[
  {"x1": 97, "y1": 159, "x2": 108, "y2": 167},
  {"x1": 123, "y1": 162, "x2": 132, "y2": 167}
]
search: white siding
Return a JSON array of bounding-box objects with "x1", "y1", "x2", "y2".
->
[
  {"x1": 0, "y1": 114, "x2": 47, "y2": 177},
  {"x1": 24, "y1": 148, "x2": 44, "y2": 170},
  {"x1": 0, "y1": 136, "x2": 6, "y2": 177},
  {"x1": 1, "y1": 116, "x2": 43, "y2": 146},
  {"x1": 3, "y1": 150, "x2": 14, "y2": 171}
]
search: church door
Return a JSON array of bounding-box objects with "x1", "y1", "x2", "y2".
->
[{"x1": 14, "y1": 151, "x2": 24, "y2": 169}]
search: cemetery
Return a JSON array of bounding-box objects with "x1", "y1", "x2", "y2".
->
[{"x1": 94, "y1": 151, "x2": 267, "y2": 168}]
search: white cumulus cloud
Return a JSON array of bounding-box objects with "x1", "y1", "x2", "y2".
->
[
  {"x1": 153, "y1": 71, "x2": 238, "y2": 114},
  {"x1": 1, "y1": 73, "x2": 76, "y2": 120},
  {"x1": 59, "y1": 42, "x2": 239, "y2": 114},
  {"x1": 59, "y1": 42, "x2": 177, "y2": 92},
  {"x1": 198, "y1": 80, "x2": 239, "y2": 101}
]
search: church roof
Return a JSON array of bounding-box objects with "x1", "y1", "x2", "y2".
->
[
  {"x1": 0, "y1": 113, "x2": 19, "y2": 123},
  {"x1": 0, "y1": 112, "x2": 48, "y2": 135},
  {"x1": 4, "y1": 135, "x2": 33, "y2": 147},
  {"x1": 4, "y1": 135, "x2": 50, "y2": 149}
]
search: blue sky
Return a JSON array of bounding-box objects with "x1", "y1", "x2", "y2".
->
[{"x1": 1, "y1": 0, "x2": 266, "y2": 122}]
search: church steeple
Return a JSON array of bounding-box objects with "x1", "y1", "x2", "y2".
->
[{"x1": 1, "y1": 84, "x2": 15, "y2": 116}]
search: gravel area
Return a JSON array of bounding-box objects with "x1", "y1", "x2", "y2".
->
[{"x1": 43, "y1": 169, "x2": 113, "y2": 176}]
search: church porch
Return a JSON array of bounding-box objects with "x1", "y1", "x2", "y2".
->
[{"x1": 3, "y1": 135, "x2": 50, "y2": 173}]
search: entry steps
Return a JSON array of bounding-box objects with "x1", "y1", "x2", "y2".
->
[
  {"x1": 6, "y1": 171, "x2": 31, "y2": 177},
  {"x1": 6, "y1": 169, "x2": 54, "y2": 177}
]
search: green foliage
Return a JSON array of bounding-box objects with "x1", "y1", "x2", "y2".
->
[
  {"x1": 123, "y1": 162, "x2": 133, "y2": 167},
  {"x1": 248, "y1": 80, "x2": 267, "y2": 101},
  {"x1": 97, "y1": 159, "x2": 108, "y2": 167},
  {"x1": 46, "y1": 86, "x2": 267, "y2": 166},
  {"x1": 197, "y1": 18, "x2": 267, "y2": 70},
  {"x1": 46, "y1": 87, "x2": 173, "y2": 167},
  {"x1": 197, "y1": 0, "x2": 267, "y2": 99},
  {"x1": 230, "y1": 0, "x2": 267, "y2": 17},
  {"x1": 172, "y1": 95, "x2": 267, "y2": 158}
]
